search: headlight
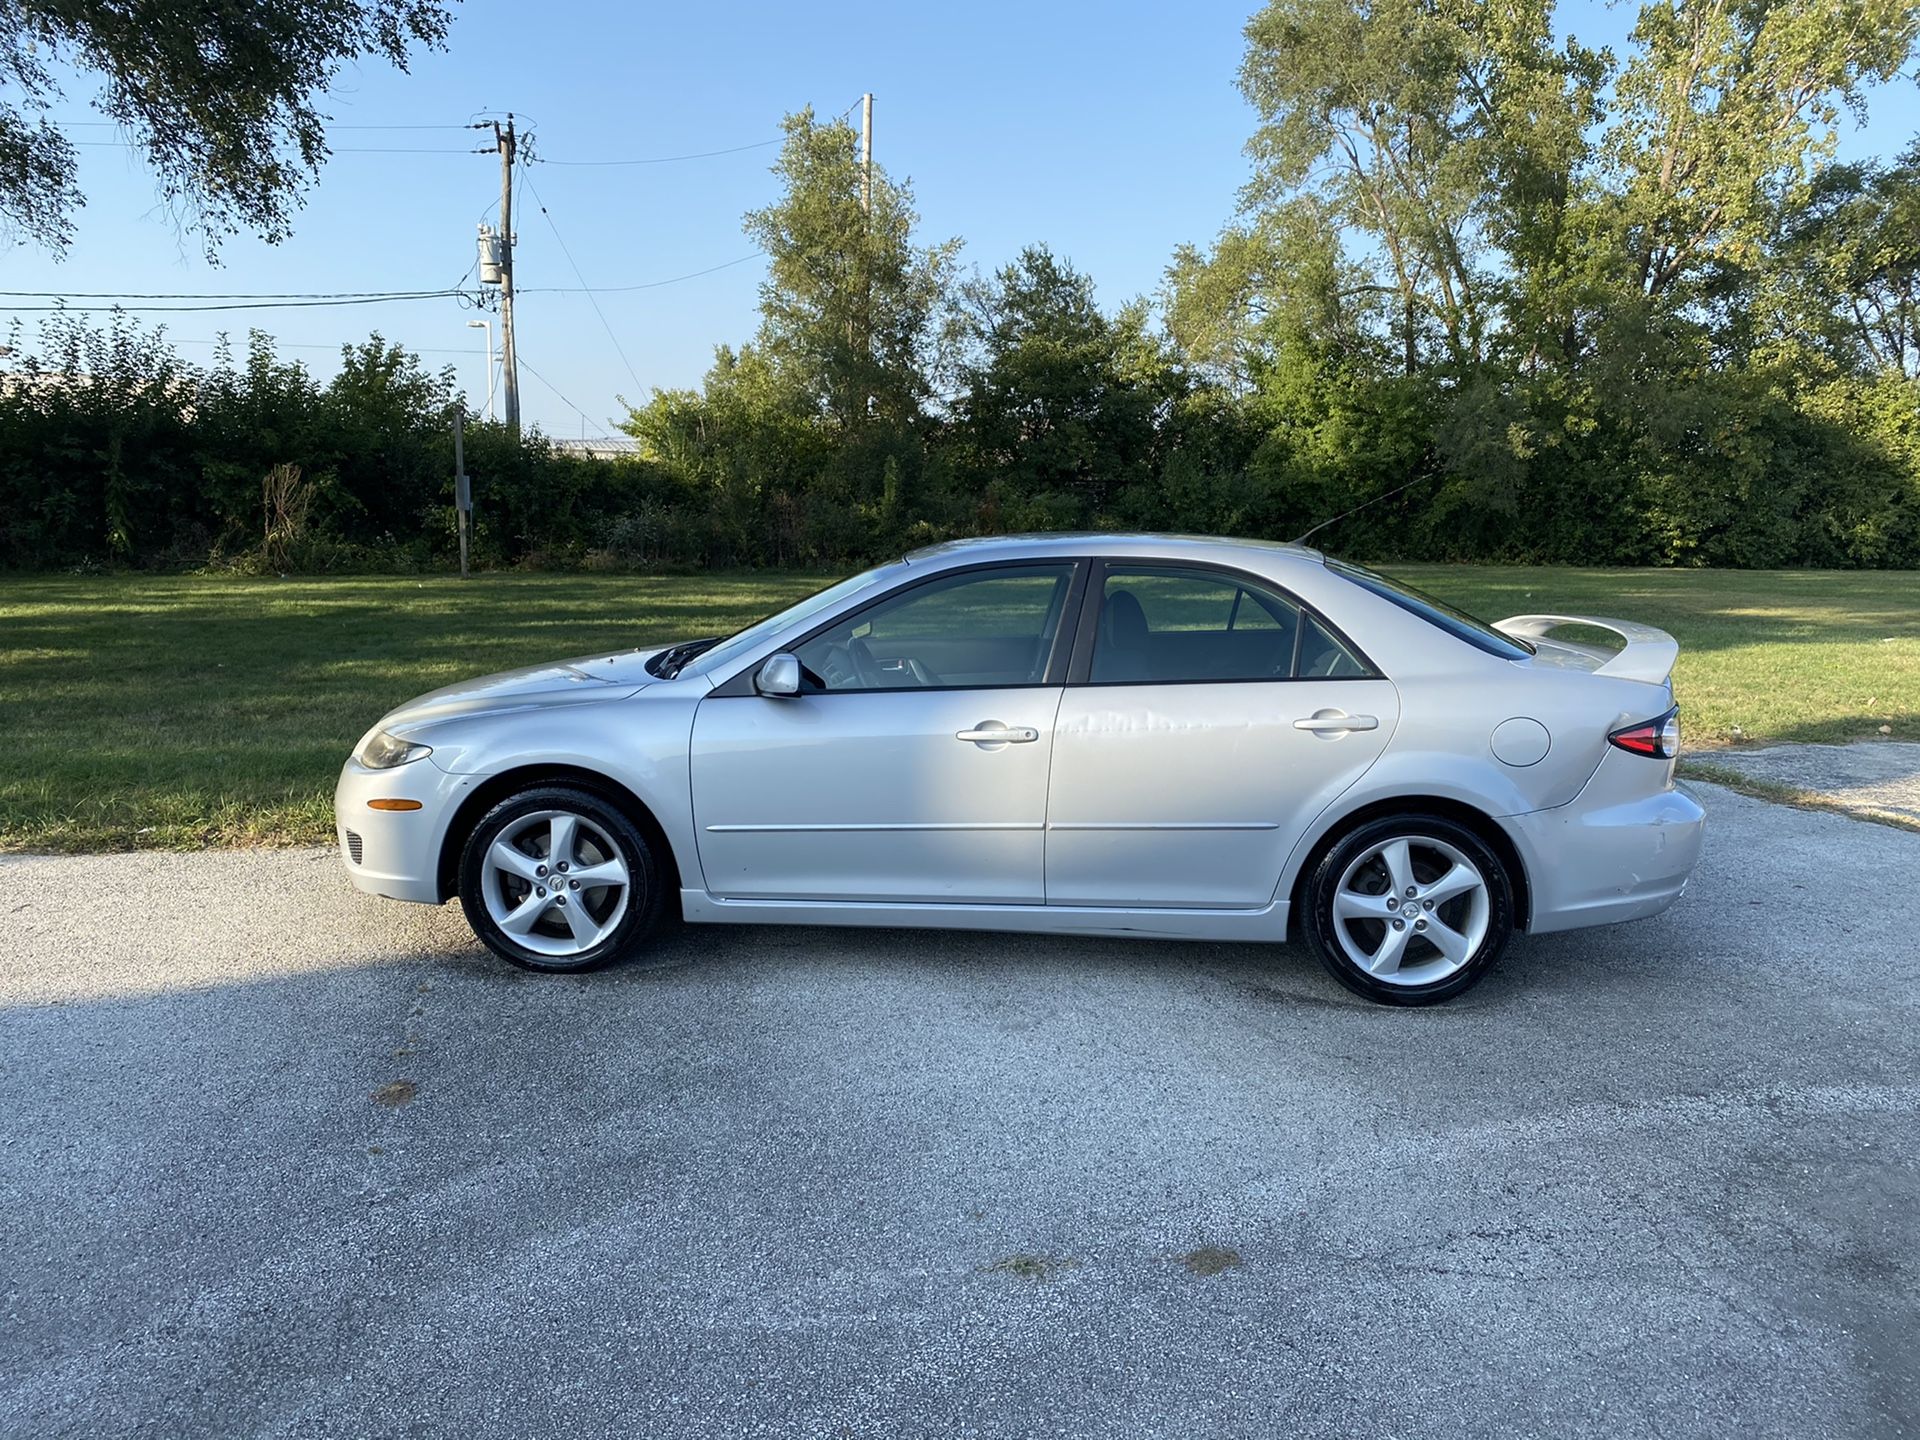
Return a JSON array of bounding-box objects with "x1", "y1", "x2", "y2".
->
[{"x1": 357, "y1": 730, "x2": 433, "y2": 769}]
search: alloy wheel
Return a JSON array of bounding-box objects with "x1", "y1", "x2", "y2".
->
[
  {"x1": 480, "y1": 808, "x2": 632, "y2": 958},
  {"x1": 1330, "y1": 835, "x2": 1490, "y2": 987}
]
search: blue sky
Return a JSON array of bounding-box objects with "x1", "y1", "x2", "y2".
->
[{"x1": 8, "y1": 0, "x2": 1916, "y2": 436}]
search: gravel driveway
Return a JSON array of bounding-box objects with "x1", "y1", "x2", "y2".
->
[{"x1": 3, "y1": 783, "x2": 1916, "y2": 1439}]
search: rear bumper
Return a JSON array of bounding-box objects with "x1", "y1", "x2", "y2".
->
[
  {"x1": 334, "y1": 757, "x2": 469, "y2": 904},
  {"x1": 1502, "y1": 757, "x2": 1706, "y2": 935}
]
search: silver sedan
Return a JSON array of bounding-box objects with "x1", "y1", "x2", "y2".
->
[{"x1": 336, "y1": 534, "x2": 1704, "y2": 1005}]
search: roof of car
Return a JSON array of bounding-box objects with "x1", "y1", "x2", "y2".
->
[{"x1": 901, "y1": 532, "x2": 1326, "y2": 567}]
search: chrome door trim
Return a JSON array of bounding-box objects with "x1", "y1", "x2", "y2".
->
[
  {"x1": 704, "y1": 821, "x2": 1045, "y2": 833},
  {"x1": 1045, "y1": 820, "x2": 1283, "y2": 832}
]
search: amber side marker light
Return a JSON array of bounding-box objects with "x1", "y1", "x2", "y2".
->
[{"x1": 367, "y1": 798, "x2": 424, "y2": 812}]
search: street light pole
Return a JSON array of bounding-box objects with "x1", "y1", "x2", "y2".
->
[{"x1": 466, "y1": 319, "x2": 496, "y2": 423}]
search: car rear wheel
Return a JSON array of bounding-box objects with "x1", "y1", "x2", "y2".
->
[
  {"x1": 458, "y1": 785, "x2": 662, "y2": 973},
  {"x1": 1304, "y1": 814, "x2": 1514, "y2": 1006}
]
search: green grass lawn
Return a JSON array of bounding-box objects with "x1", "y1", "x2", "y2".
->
[{"x1": 2, "y1": 565, "x2": 1915, "y2": 852}]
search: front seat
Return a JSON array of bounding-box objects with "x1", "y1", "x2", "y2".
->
[{"x1": 1096, "y1": 588, "x2": 1151, "y2": 681}]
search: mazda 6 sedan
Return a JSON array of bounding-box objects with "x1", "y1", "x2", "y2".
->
[{"x1": 337, "y1": 534, "x2": 1705, "y2": 1005}]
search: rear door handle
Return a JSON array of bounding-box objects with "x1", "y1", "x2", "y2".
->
[
  {"x1": 957, "y1": 724, "x2": 1039, "y2": 744},
  {"x1": 1293, "y1": 711, "x2": 1378, "y2": 733}
]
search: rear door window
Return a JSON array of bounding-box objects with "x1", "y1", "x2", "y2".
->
[{"x1": 1088, "y1": 567, "x2": 1365, "y2": 683}]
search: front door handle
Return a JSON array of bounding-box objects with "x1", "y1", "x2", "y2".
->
[
  {"x1": 1293, "y1": 711, "x2": 1379, "y2": 733},
  {"x1": 956, "y1": 723, "x2": 1039, "y2": 744}
]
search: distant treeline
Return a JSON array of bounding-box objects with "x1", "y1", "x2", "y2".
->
[{"x1": 4, "y1": 0, "x2": 1917, "y2": 573}]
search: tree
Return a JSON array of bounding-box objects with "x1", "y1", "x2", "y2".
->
[
  {"x1": 1164, "y1": 199, "x2": 1383, "y2": 389},
  {"x1": 742, "y1": 108, "x2": 957, "y2": 432},
  {"x1": 1772, "y1": 146, "x2": 1920, "y2": 379},
  {"x1": 1604, "y1": 0, "x2": 1919, "y2": 302},
  {"x1": 0, "y1": 0, "x2": 452, "y2": 254},
  {"x1": 1228, "y1": 0, "x2": 1609, "y2": 375},
  {"x1": 946, "y1": 246, "x2": 1174, "y2": 523}
]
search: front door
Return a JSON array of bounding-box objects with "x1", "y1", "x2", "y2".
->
[
  {"x1": 1044, "y1": 563, "x2": 1398, "y2": 909},
  {"x1": 690, "y1": 562, "x2": 1080, "y2": 905}
]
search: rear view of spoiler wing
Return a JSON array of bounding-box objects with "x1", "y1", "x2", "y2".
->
[{"x1": 1495, "y1": 614, "x2": 1680, "y2": 686}]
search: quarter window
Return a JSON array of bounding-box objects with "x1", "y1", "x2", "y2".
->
[
  {"x1": 1089, "y1": 567, "x2": 1366, "y2": 683},
  {"x1": 794, "y1": 565, "x2": 1075, "y2": 691}
]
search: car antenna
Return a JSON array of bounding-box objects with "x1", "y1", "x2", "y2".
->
[{"x1": 1289, "y1": 468, "x2": 1437, "y2": 547}]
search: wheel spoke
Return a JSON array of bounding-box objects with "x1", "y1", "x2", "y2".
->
[
  {"x1": 548, "y1": 813, "x2": 580, "y2": 869},
  {"x1": 1423, "y1": 916, "x2": 1473, "y2": 964},
  {"x1": 499, "y1": 891, "x2": 551, "y2": 936},
  {"x1": 1368, "y1": 922, "x2": 1412, "y2": 976},
  {"x1": 488, "y1": 839, "x2": 544, "y2": 883},
  {"x1": 1379, "y1": 838, "x2": 1415, "y2": 898},
  {"x1": 1334, "y1": 889, "x2": 1396, "y2": 922},
  {"x1": 559, "y1": 899, "x2": 600, "y2": 945},
  {"x1": 568, "y1": 856, "x2": 629, "y2": 890},
  {"x1": 1423, "y1": 863, "x2": 1481, "y2": 907}
]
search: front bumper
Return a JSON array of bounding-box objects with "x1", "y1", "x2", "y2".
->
[
  {"x1": 334, "y1": 757, "x2": 473, "y2": 904},
  {"x1": 1501, "y1": 752, "x2": 1706, "y2": 935}
]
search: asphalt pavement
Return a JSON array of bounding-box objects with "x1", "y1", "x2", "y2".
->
[{"x1": 2, "y1": 783, "x2": 1916, "y2": 1439}]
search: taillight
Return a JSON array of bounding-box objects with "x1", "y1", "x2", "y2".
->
[{"x1": 1609, "y1": 705, "x2": 1681, "y2": 759}]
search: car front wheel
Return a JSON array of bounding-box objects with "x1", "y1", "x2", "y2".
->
[
  {"x1": 458, "y1": 785, "x2": 661, "y2": 973},
  {"x1": 1304, "y1": 814, "x2": 1514, "y2": 1006}
]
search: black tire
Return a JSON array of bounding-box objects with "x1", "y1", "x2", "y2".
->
[
  {"x1": 1303, "y1": 813, "x2": 1514, "y2": 1006},
  {"x1": 458, "y1": 784, "x2": 663, "y2": 973}
]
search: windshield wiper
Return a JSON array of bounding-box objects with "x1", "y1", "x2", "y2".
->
[{"x1": 645, "y1": 636, "x2": 722, "y2": 679}]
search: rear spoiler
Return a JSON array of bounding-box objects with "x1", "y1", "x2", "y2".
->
[{"x1": 1495, "y1": 614, "x2": 1679, "y2": 686}]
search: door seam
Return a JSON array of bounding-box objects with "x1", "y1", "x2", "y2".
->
[{"x1": 1039, "y1": 686, "x2": 1069, "y2": 904}]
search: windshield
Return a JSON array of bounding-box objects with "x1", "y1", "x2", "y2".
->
[
  {"x1": 1326, "y1": 558, "x2": 1535, "y2": 661},
  {"x1": 677, "y1": 560, "x2": 908, "y2": 677}
]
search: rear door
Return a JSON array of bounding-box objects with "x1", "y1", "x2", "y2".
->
[
  {"x1": 1044, "y1": 562, "x2": 1398, "y2": 909},
  {"x1": 690, "y1": 561, "x2": 1083, "y2": 905}
]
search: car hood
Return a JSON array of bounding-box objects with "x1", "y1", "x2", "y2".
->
[{"x1": 377, "y1": 647, "x2": 663, "y2": 735}]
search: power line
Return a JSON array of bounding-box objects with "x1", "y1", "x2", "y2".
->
[
  {"x1": 534, "y1": 138, "x2": 778, "y2": 167},
  {"x1": 69, "y1": 139, "x2": 478, "y2": 155},
  {"x1": 68, "y1": 134, "x2": 783, "y2": 162},
  {"x1": 0, "y1": 291, "x2": 464, "y2": 314},
  {"x1": 171, "y1": 337, "x2": 478, "y2": 355},
  {"x1": 0, "y1": 286, "x2": 469, "y2": 300},
  {"x1": 0, "y1": 254, "x2": 760, "y2": 306},
  {"x1": 516, "y1": 352, "x2": 598, "y2": 426},
  {"x1": 516, "y1": 253, "x2": 762, "y2": 294},
  {"x1": 522, "y1": 174, "x2": 643, "y2": 391},
  {"x1": 57, "y1": 119, "x2": 474, "y2": 131}
]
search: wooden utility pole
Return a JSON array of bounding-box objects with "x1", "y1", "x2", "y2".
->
[
  {"x1": 494, "y1": 115, "x2": 521, "y2": 431},
  {"x1": 860, "y1": 93, "x2": 873, "y2": 214},
  {"x1": 453, "y1": 410, "x2": 471, "y2": 579}
]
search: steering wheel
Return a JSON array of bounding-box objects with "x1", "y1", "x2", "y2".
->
[{"x1": 847, "y1": 636, "x2": 884, "y2": 689}]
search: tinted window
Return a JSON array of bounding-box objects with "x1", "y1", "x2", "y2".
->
[
  {"x1": 795, "y1": 565, "x2": 1074, "y2": 691},
  {"x1": 1326, "y1": 559, "x2": 1533, "y2": 660},
  {"x1": 1297, "y1": 614, "x2": 1370, "y2": 677},
  {"x1": 1090, "y1": 568, "x2": 1321, "y2": 683}
]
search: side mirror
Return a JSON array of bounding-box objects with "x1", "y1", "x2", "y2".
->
[{"x1": 756, "y1": 652, "x2": 802, "y2": 697}]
